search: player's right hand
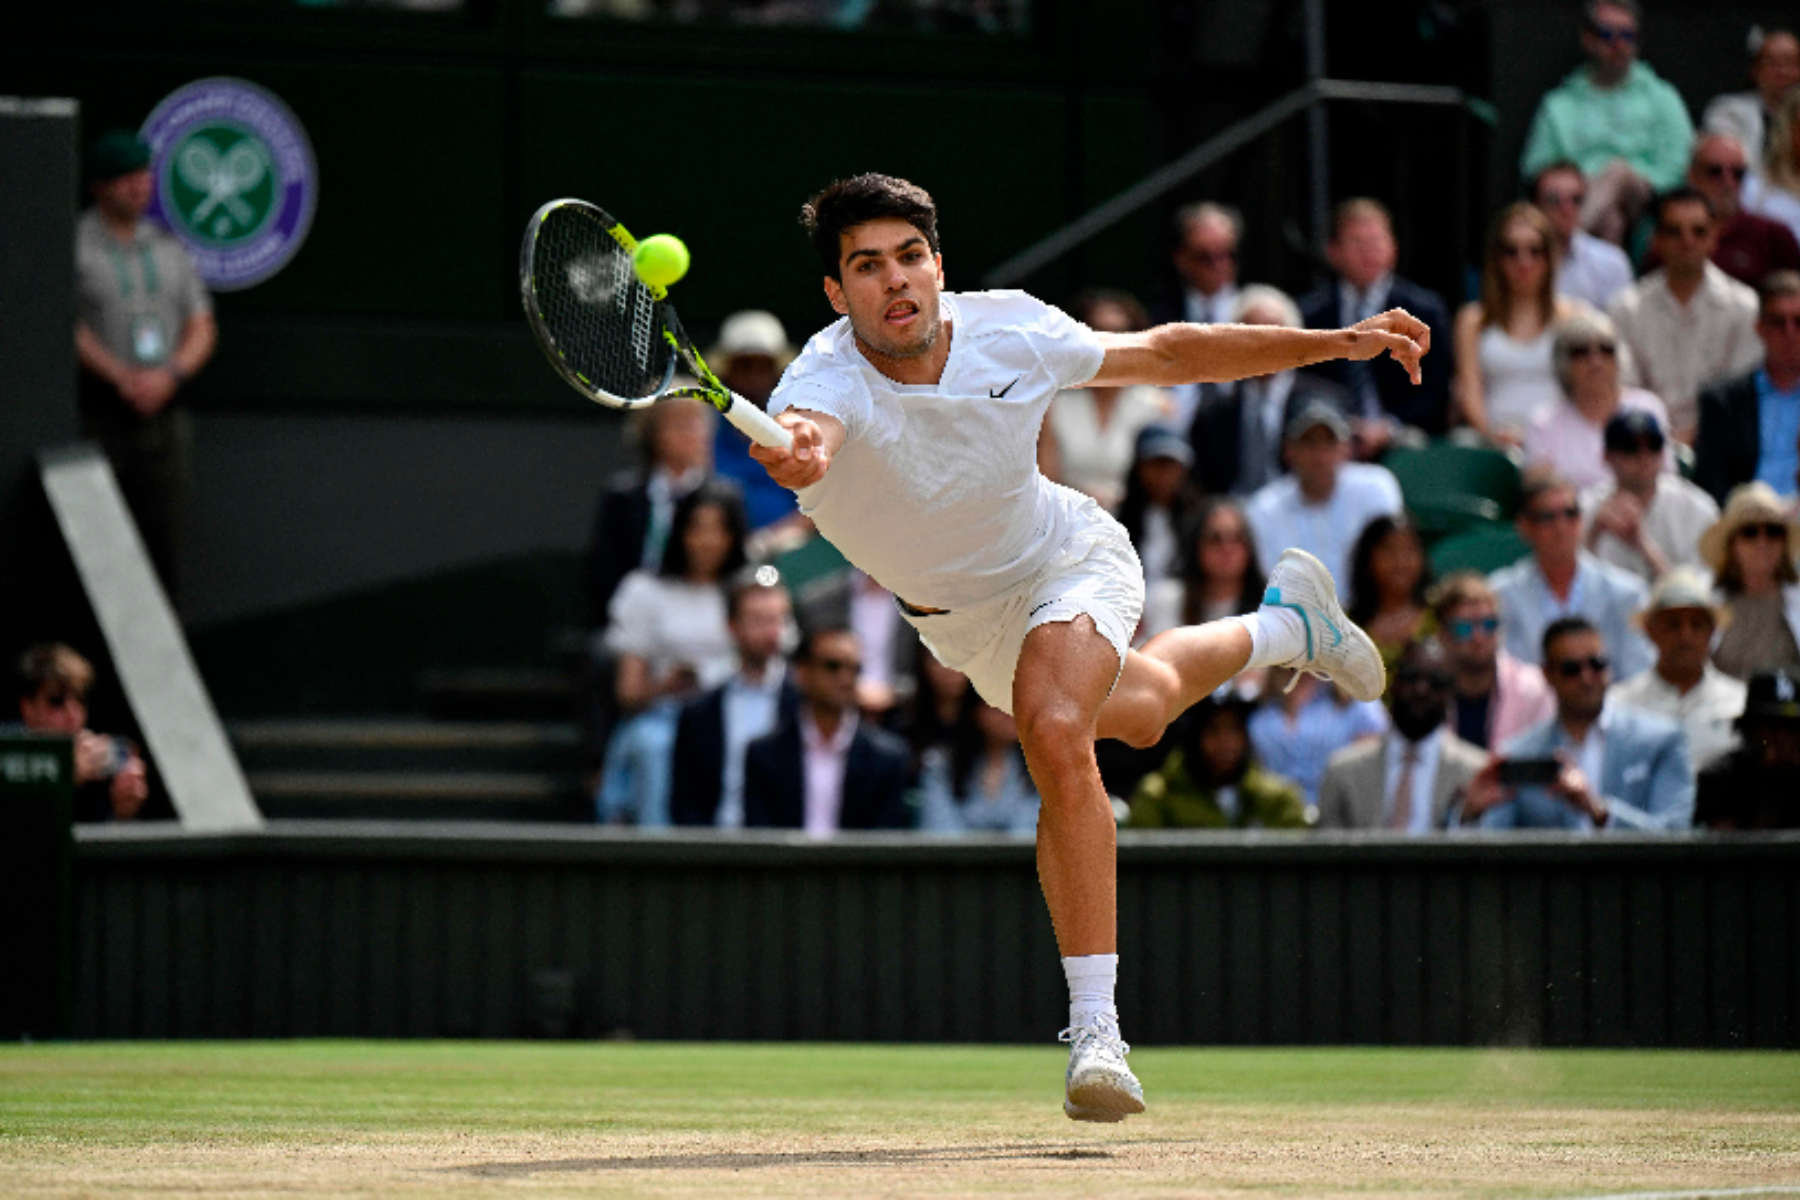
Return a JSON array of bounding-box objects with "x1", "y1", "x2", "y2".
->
[{"x1": 751, "y1": 413, "x2": 831, "y2": 490}]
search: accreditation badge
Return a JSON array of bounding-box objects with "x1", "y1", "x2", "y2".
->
[{"x1": 131, "y1": 314, "x2": 169, "y2": 365}]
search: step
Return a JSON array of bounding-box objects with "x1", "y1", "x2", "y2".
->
[
  {"x1": 248, "y1": 770, "x2": 585, "y2": 822},
  {"x1": 418, "y1": 667, "x2": 578, "y2": 721},
  {"x1": 230, "y1": 718, "x2": 579, "y2": 774}
]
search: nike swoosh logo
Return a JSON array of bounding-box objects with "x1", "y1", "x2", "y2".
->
[{"x1": 990, "y1": 375, "x2": 1022, "y2": 399}]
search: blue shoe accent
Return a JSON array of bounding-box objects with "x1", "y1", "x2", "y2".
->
[{"x1": 1261, "y1": 589, "x2": 1314, "y2": 662}]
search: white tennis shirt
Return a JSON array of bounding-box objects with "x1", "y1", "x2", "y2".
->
[{"x1": 769, "y1": 291, "x2": 1108, "y2": 611}]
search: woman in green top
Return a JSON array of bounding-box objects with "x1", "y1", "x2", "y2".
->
[{"x1": 1127, "y1": 695, "x2": 1309, "y2": 830}]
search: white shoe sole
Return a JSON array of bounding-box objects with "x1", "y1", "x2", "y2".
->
[{"x1": 1064, "y1": 1079, "x2": 1146, "y2": 1122}]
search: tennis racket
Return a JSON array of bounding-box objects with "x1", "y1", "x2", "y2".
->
[{"x1": 519, "y1": 199, "x2": 793, "y2": 449}]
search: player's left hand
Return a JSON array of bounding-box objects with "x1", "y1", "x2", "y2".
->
[
  {"x1": 751, "y1": 413, "x2": 831, "y2": 490},
  {"x1": 1346, "y1": 308, "x2": 1430, "y2": 386}
]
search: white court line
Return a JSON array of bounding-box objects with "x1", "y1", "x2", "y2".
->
[{"x1": 1556, "y1": 1188, "x2": 1800, "y2": 1200}]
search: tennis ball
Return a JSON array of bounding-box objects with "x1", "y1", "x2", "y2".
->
[{"x1": 632, "y1": 234, "x2": 690, "y2": 288}]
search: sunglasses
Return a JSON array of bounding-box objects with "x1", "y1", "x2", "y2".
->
[
  {"x1": 1448, "y1": 615, "x2": 1500, "y2": 641},
  {"x1": 1202, "y1": 529, "x2": 1246, "y2": 545},
  {"x1": 1526, "y1": 505, "x2": 1582, "y2": 524},
  {"x1": 1610, "y1": 437, "x2": 1665, "y2": 456},
  {"x1": 1395, "y1": 667, "x2": 1454, "y2": 689},
  {"x1": 1587, "y1": 22, "x2": 1637, "y2": 44},
  {"x1": 1553, "y1": 655, "x2": 1611, "y2": 679},
  {"x1": 1702, "y1": 163, "x2": 1748, "y2": 181},
  {"x1": 812, "y1": 656, "x2": 863, "y2": 675},
  {"x1": 1658, "y1": 223, "x2": 1712, "y2": 239},
  {"x1": 1538, "y1": 188, "x2": 1585, "y2": 208},
  {"x1": 1735, "y1": 522, "x2": 1790, "y2": 542},
  {"x1": 1500, "y1": 241, "x2": 1547, "y2": 260},
  {"x1": 1568, "y1": 342, "x2": 1617, "y2": 359},
  {"x1": 36, "y1": 690, "x2": 83, "y2": 709},
  {"x1": 1760, "y1": 313, "x2": 1800, "y2": 331}
]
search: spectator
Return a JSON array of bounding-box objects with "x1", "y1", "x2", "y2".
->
[
  {"x1": 1703, "y1": 27, "x2": 1800, "y2": 161},
  {"x1": 1189, "y1": 285, "x2": 1357, "y2": 495},
  {"x1": 75, "y1": 130, "x2": 217, "y2": 602},
  {"x1": 1523, "y1": 309, "x2": 1671, "y2": 489},
  {"x1": 1165, "y1": 201, "x2": 1242, "y2": 327},
  {"x1": 1533, "y1": 162, "x2": 1634, "y2": 312},
  {"x1": 670, "y1": 568, "x2": 799, "y2": 829},
  {"x1": 1115, "y1": 425, "x2": 1199, "y2": 601},
  {"x1": 1247, "y1": 668, "x2": 1389, "y2": 810},
  {"x1": 1453, "y1": 202, "x2": 1588, "y2": 445},
  {"x1": 1610, "y1": 569, "x2": 1746, "y2": 773},
  {"x1": 795, "y1": 566, "x2": 919, "y2": 723},
  {"x1": 1669, "y1": 133, "x2": 1800, "y2": 288},
  {"x1": 743, "y1": 626, "x2": 911, "y2": 834},
  {"x1": 1347, "y1": 513, "x2": 1434, "y2": 690},
  {"x1": 1700, "y1": 482, "x2": 1800, "y2": 682},
  {"x1": 1581, "y1": 410, "x2": 1719, "y2": 584},
  {"x1": 1745, "y1": 90, "x2": 1800, "y2": 245},
  {"x1": 1039, "y1": 290, "x2": 1173, "y2": 510},
  {"x1": 13, "y1": 643, "x2": 151, "y2": 824},
  {"x1": 1128, "y1": 693, "x2": 1307, "y2": 829},
  {"x1": 916, "y1": 690, "x2": 1039, "y2": 834},
  {"x1": 1432, "y1": 572, "x2": 1555, "y2": 751},
  {"x1": 894, "y1": 645, "x2": 970, "y2": 773},
  {"x1": 1489, "y1": 468, "x2": 1654, "y2": 678},
  {"x1": 1609, "y1": 187, "x2": 1763, "y2": 441},
  {"x1": 1140, "y1": 497, "x2": 1266, "y2": 649},
  {"x1": 1299, "y1": 199, "x2": 1454, "y2": 440},
  {"x1": 596, "y1": 483, "x2": 747, "y2": 827},
  {"x1": 1316, "y1": 638, "x2": 1486, "y2": 832},
  {"x1": 1244, "y1": 401, "x2": 1404, "y2": 590},
  {"x1": 1459, "y1": 615, "x2": 1694, "y2": 831},
  {"x1": 1695, "y1": 271, "x2": 1800, "y2": 504},
  {"x1": 1520, "y1": 0, "x2": 1693, "y2": 246},
  {"x1": 1694, "y1": 668, "x2": 1800, "y2": 829},
  {"x1": 703, "y1": 311, "x2": 805, "y2": 538}
]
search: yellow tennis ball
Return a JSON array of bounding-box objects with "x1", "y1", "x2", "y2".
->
[{"x1": 632, "y1": 234, "x2": 690, "y2": 288}]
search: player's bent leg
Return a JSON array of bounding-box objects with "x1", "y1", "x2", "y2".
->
[{"x1": 1096, "y1": 623, "x2": 1254, "y2": 748}]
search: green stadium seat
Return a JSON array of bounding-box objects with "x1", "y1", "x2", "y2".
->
[
  {"x1": 1428, "y1": 523, "x2": 1530, "y2": 577},
  {"x1": 1382, "y1": 441, "x2": 1523, "y2": 537}
]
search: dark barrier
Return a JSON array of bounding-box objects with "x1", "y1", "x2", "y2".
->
[{"x1": 71, "y1": 825, "x2": 1800, "y2": 1047}]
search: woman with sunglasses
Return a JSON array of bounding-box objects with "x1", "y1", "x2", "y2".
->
[
  {"x1": 1701, "y1": 481, "x2": 1800, "y2": 680},
  {"x1": 1523, "y1": 308, "x2": 1671, "y2": 489},
  {"x1": 1139, "y1": 497, "x2": 1266, "y2": 648},
  {"x1": 1453, "y1": 203, "x2": 1590, "y2": 447}
]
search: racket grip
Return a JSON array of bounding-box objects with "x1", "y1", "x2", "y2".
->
[{"x1": 723, "y1": 394, "x2": 794, "y2": 450}]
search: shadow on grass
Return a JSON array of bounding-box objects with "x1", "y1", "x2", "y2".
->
[{"x1": 455, "y1": 1145, "x2": 1119, "y2": 1175}]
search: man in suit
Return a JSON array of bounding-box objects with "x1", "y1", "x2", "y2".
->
[
  {"x1": 1298, "y1": 198, "x2": 1454, "y2": 444},
  {"x1": 671, "y1": 570, "x2": 799, "y2": 828},
  {"x1": 1459, "y1": 616, "x2": 1694, "y2": 831},
  {"x1": 1318, "y1": 637, "x2": 1487, "y2": 832},
  {"x1": 1695, "y1": 271, "x2": 1800, "y2": 505},
  {"x1": 744, "y1": 625, "x2": 910, "y2": 833}
]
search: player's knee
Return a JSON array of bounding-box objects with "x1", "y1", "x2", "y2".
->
[
  {"x1": 1015, "y1": 702, "x2": 1095, "y2": 767},
  {"x1": 1115, "y1": 662, "x2": 1180, "y2": 749}
]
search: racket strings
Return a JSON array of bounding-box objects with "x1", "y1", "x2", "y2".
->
[{"x1": 532, "y1": 207, "x2": 670, "y2": 400}]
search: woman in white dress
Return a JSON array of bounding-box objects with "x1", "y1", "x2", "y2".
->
[
  {"x1": 1453, "y1": 202, "x2": 1590, "y2": 447},
  {"x1": 1038, "y1": 290, "x2": 1173, "y2": 510}
]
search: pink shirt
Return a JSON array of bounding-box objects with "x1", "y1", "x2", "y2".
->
[
  {"x1": 800, "y1": 709, "x2": 858, "y2": 839},
  {"x1": 1492, "y1": 651, "x2": 1556, "y2": 752},
  {"x1": 1522, "y1": 387, "x2": 1672, "y2": 490}
]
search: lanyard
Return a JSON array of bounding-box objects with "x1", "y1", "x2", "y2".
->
[{"x1": 105, "y1": 239, "x2": 160, "y2": 299}]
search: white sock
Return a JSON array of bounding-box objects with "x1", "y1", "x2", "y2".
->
[
  {"x1": 1231, "y1": 607, "x2": 1307, "y2": 670},
  {"x1": 1063, "y1": 953, "x2": 1119, "y2": 1029}
]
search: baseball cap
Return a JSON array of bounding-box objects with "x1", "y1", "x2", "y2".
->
[
  {"x1": 1283, "y1": 399, "x2": 1352, "y2": 443},
  {"x1": 1603, "y1": 409, "x2": 1666, "y2": 454},
  {"x1": 1134, "y1": 424, "x2": 1193, "y2": 466},
  {"x1": 85, "y1": 130, "x2": 151, "y2": 183}
]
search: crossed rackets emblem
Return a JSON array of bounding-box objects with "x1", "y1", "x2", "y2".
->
[{"x1": 176, "y1": 135, "x2": 271, "y2": 235}]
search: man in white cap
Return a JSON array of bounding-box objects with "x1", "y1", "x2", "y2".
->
[
  {"x1": 1610, "y1": 568, "x2": 1747, "y2": 771},
  {"x1": 707, "y1": 311, "x2": 804, "y2": 535}
]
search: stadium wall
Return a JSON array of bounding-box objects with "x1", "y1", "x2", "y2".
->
[{"x1": 70, "y1": 826, "x2": 1800, "y2": 1047}]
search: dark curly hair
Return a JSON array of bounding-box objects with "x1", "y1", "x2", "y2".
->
[{"x1": 801, "y1": 174, "x2": 940, "y2": 280}]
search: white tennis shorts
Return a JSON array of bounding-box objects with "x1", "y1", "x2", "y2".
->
[{"x1": 899, "y1": 500, "x2": 1144, "y2": 715}]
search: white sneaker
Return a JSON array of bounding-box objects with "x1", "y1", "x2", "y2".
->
[
  {"x1": 1261, "y1": 548, "x2": 1386, "y2": 703},
  {"x1": 1060, "y1": 1015, "x2": 1145, "y2": 1122}
]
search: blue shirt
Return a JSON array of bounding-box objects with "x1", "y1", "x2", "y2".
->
[
  {"x1": 1755, "y1": 370, "x2": 1800, "y2": 500},
  {"x1": 1248, "y1": 688, "x2": 1389, "y2": 807}
]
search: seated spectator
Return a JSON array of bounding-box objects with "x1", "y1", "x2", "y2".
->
[
  {"x1": 13, "y1": 643, "x2": 149, "y2": 823},
  {"x1": 1317, "y1": 637, "x2": 1486, "y2": 831},
  {"x1": 1533, "y1": 162, "x2": 1634, "y2": 312},
  {"x1": 1129, "y1": 692, "x2": 1307, "y2": 829},
  {"x1": 1581, "y1": 410, "x2": 1718, "y2": 583},
  {"x1": 744, "y1": 626, "x2": 910, "y2": 834},
  {"x1": 1346, "y1": 513, "x2": 1435, "y2": 690},
  {"x1": 1247, "y1": 668, "x2": 1388, "y2": 810},
  {"x1": 1695, "y1": 271, "x2": 1800, "y2": 505},
  {"x1": 1703, "y1": 27, "x2": 1800, "y2": 163},
  {"x1": 1459, "y1": 616, "x2": 1695, "y2": 831},
  {"x1": 1433, "y1": 573, "x2": 1556, "y2": 751},
  {"x1": 1244, "y1": 400, "x2": 1404, "y2": 590},
  {"x1": 1694, "y1": 668, "x2": 1800, "y2": 829},
  {"x1": 670, "y1": 568, "x2": 799, "y2": 829},
  {"x1": 1700, "y1": 482, "x2": 1800, "y2": 681},
  {"x1": 1299, "y1": 198, "x2": 1454, "y2": 442},
  {"x1": 1140, "y1": 497, "x2": 1266, "y2": 651},
  {"x1": 796, "y1": 566, "x2": 918, "y2": 723},
  {"x1": 1610, "y1": 569, "x2": 1747, "y2": 772},
  {"x1": 596, "y1": 483, "x2": 747, "y2": 827},
  {"x1": 1524, "y1": 309, "x2": 1671, "y2": 489},
  {"x1": 1745, "y1": 91, "x2": 1800, "y2": 246},
  {"x1": 1608, "y1": 187, "x2": 1762, "y2": 441},
  {"x1": 1667, "y1": 133, "x2": 1800, "y2": 288},
  {"x1": 1115, "y1": 425, "x2": 1199, "y2": 600},
  {"x1": 1188, "y1": 285, "x2": 1356, "y2": 493},
  {"x1": 916, "y1": 691, "x2": 1038, "y2": 834},
  {"x1": 893, "y1": 645, "x2": 969, "y2": 773},
  {"x1": 1520, "y1": 0, "x2": 1693, "y2": 246},
  {"x1": 1454, "y1": 202, "x2": 1588, "y2": 446},
  {"x1": 1038, "y1": 289, "x2": 1173, "y2": 510},
  {"x1": 703, "y1": 311, "x2": 806, "y2": 540},
  {"x1": 1161, "y1": 202, "x2": 1246, "y2": 427},
  {"x1": 1490, "y1": 467, "x2": 1654, "y2": 679}
]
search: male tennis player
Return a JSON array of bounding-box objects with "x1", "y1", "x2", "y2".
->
[{"x1": 750, "y1": 175, "x2": 1428, "y2": 1122}]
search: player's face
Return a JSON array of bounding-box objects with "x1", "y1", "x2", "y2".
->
[{"x1": 823, "y1": 218, "x2": 945, "y2": 363}]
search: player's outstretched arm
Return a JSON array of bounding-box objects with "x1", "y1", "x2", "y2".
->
[
  {"x1": 1086, "y1": 309, "x2": 1429, "y2": 389},
  {"x1": 750, "y1": 409, "x2": 846, "y2": 490}
]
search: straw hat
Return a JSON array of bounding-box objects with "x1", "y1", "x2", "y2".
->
[
  {"x1": 1697, "y1": 482, "x2": 1800, "y2": 576},
  {"x1": 706, "y1": 310, "x2": 795, "y2": 371},
  {"x1": 1631, "y1": 566, "x2": 1729, "y2": 632}
]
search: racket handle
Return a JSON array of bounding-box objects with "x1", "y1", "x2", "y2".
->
[{"x1": 723, "y1": 393, "x2": 794, "y2": 450}]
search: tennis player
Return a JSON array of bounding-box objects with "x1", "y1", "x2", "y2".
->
[{"x1": 750, "y1": 175, "x2": 1428, "y2": 1122}]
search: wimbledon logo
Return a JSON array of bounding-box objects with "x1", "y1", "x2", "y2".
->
[{"x1": 141, "y1": 78, "x2": 317, "y2": 292}]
